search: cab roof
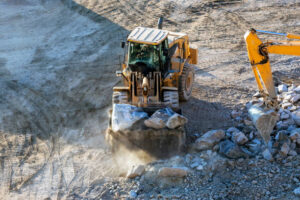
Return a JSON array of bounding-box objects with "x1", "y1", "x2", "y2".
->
[{"x1": 127, "y1": 27, "x2": 169, "y2": 45}]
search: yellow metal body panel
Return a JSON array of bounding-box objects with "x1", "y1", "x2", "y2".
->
[
  {"x1": 267, "y1": 42, "x2": 300, "y2": 56},
  {"x1": 244, "y1": 29, "x2": 300, "y2": 108},
  {"x1": 287, "y1": 33, "x2": 300, "y2": 40}
]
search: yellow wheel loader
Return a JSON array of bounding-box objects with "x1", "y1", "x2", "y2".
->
[
  {"x1": 106, "y1": 18, "x2": 198, "y2": 158},
  {"x1": 244, "y1": 28, "x2": 300, "y2": 146},
  {"x1": 112, "y1": 17, "x2": 198, "y2": 112}
]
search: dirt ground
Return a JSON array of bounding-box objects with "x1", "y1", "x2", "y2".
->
[{"x1": 0, "y1": 0, "x2": 299, "y2": 199}]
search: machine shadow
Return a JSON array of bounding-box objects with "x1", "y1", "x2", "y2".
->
[{"x1": 181, "y1": 95, "x2": 233, "y2": 144}]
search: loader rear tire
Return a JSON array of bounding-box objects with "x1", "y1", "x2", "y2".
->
[
  {"x1": 179, "y1": 63, "x2": 195, "y2": 101},
  {"x1": 112, "y1": 91, "x2": 128, "y2": 104},
  {"x1": 163, "y1": 91, "x2": 179, "y2": 109}
]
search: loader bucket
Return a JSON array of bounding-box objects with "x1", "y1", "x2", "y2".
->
[{"x1": 106, "y1": 105, "x2": 187, "y2": 160}]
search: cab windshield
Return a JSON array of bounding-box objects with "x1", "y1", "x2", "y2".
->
[{"x1": 128, "y1": 42, "x2": 160, "y2": 71}]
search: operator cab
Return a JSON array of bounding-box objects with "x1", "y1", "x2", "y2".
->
[{"x1": 125, "y1": 27, "x2": 170, "y2": 76}]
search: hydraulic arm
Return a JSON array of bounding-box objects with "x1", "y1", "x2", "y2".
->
[{"x1": 244, "y1": 28, "x2": 300, "y2": 109}]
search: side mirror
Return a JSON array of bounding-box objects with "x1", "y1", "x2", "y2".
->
[
  {"x1": 121, "y1": 42, "x2": 125, "y2": 48},
  {"x1": 116, "y1": 70, "x2": 122, "y2": 77}
]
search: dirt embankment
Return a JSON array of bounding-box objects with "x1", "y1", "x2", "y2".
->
[{"x1": 0, "y1": 0, "x2": 299, "y2": 199}]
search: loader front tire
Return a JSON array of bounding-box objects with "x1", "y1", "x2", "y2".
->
[
  {"x1": 163, "y1": 91, "x2": 179, "y2": 109},
  {"x1": 112, "y1": 91, "x2": 128, "y2": 104},
  {"x1": 179, "y1": 63, "x2": 195, "y2": 101}
]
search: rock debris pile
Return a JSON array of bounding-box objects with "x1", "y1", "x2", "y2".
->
[{"x1": 121, "y1": 84, "x2": 300, "y2": 199}]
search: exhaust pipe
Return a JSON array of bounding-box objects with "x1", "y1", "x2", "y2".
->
[{"x1": 158, "y1": 17, "x2": 163, "y2": 29}]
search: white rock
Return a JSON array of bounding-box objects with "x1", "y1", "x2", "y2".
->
[
  {"x1": 290, "y1": 94, "x2": 300, "y2": 103},
  {"x1": 194, "y1": 130, "x2": 225, "y2": 151},
  {"x1": 262, "y1": 149, "x2": 273, "y2": 161},
  {"x1": 129, "y1": 190, "x2": 137, "y2": 198},
  {"x1": 278, "y1": 84, "x2": 288, "y2": 93},
  {"x1": 288, "y1": 84, "x2": 296, "y2": 92},
  {"x1": 294, "y1": 85, "x2": 300, "y2": 93},
  {"x1": 293, "y1": 187, "x2": 300, "y2": 197},
  {"x1": 279, "y1": 142, "x2": 290, "y2": 157},
  {"x1": 282, "y1": 118, "x2": 295, "y2": 126},
  {"x1": 292, "y1": 111, "x2": 300, "y2": 126},
  {"x1": 280, "y1": 112, "x2": 290, "y2": 120},
  {"x1": 112, "y1": 104, "x2": 148, "y2": 132},
  {"x1": 158, "y1": 167, "x2": 189, "y2": 178},
  {"x1": 289, "y1": 106, "x2": 298, "y2": 112},
  {"x1": 196, "y1": 165, "x2": 204, "y2": 171},
  {"x1": 288, "y1": 150, "x2": 297, "y2": 156},
  {"x1": 190, "y1": 162, "x2": 199, "y2": 169},
  {"x1": 281, "y1": 102, "x2": 292, "y2": 109},
  {"x1": 289, "y1": 129, "x2": 300, "y2": 142},
  {"x1": 126, "y1": 165, "x2": 145, "y2": 178},
  {"x1": 227, "y1": 127, "x2": 240, "y2": 133},
  {"x1": 284, "y1": 94, "x2": 293, "y2": 102},
  {"x1": 144, "y1": 117, "x2": 165, "y2": 129},
  {"x1": 166, "y1": 113, "x2": 188, "y2": 129},
  {"x1": 231, "y1": 131, "x2": 248, "y2": 145}
]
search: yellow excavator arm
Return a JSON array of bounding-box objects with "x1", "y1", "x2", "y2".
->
[{"x1": 244, "y1": 28, "x2": 300, "y2": 109}]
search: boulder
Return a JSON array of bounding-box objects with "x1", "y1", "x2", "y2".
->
[
  {"x1": 127, "y1": 165, "x2": 145, "y2": 178},
  {"x1": 248, "y1": 105, "x2": 278, "y2": 145},
  {"x1": 290, "y1": 129, "x2": 300, "y2": 142},
  {"x1": 226, "y1": 127, "x2": 240, "y2": 134},
  {"x1": 158, "y1": 167, "x2": 189, "y2": 178},
  {"x1": 283, "y1": 93, "x2": 293, "y2": 102},
  {"x1": 144, "y1": 117, "x2": 165, "y2": 129},
  {"x1": 194, "y1": 130, "x2": 225, "y2": 151},
  {"x1": 288, "y1": 150, "x2": 297, "y2": 156},
  {"x1": 144, "y1": 108, "x2": 187, "y2": 129},
  {"x1": 294, "y1": 86, "x2": 300, "y2": 93},
  {"x1": 292, "y1": 111, "x2": 300, "y2": 126},
  {"x1": 219, "y1": 140, "x2": 251, "y2": 159},
  {"x1": 148, "y1": 107, "x2": 174, "y2": 123},
  {"x1": 293, "y1": 187, "x2": 300, "y2": 197},
  {"x1": 278, "y1": 84, "x2": 288, "y2": 93},
  {"x1": 129, "y1": 190, "x2": 137, "y2": 198},
  {"x1": 166, "y1": 113, "x2": 188, "y2": 129},
  {"x1": 281, "y1": 102, "x2": 292, "y2": 109},
  {"x1": 290, "y1": 94, "x2": 300, "y2": 103},
  {"x1": 280, "y1": 112, "x2": 290, "y2": 120},
  {"x1": 275, "y1": 130, "x2": 289, "y2": 143},
  {"x1": 231, "y1": 131, "x2": 248, "y2": 145},
  {"x1": 279, "y1": 142, "x2": 290, "y2": 157},
  {"x1": 111, "y1": 104, "x2": 148, "y2": 132},
  {"x1": 262, "y1": 149, "x2": 273, "y2": 161},
  {"x1": 246, "y1": 139, "x2": 261, "y2": 154}
]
